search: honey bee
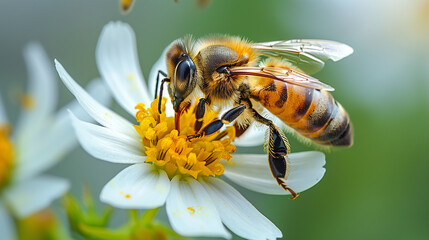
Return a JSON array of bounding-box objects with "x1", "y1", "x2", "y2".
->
[{"x1": 155, "y1": 35, "x2": 353, "y2": 198}]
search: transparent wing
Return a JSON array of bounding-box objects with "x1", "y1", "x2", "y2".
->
[
  {"x1": 252, "y1": 39, "x2": 353, "y2": 75},
  {"x1": 230, "y1": 66, "x2": 334, "y2": 91}
]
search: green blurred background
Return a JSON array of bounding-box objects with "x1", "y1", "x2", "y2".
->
[{"x1": 1, "y1": 0, "x2": 429, "y2": 239}]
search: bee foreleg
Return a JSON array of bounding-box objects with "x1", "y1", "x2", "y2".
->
[
  {"x1": 221, "y1": 104, "x2": 246, "y2": 123},
  {"x1": 194, "y1": 98, "x2": 207, "y2": 132},
  {"x1": 157, "y1": 78, "x2": 170, "y2": 114},
  {"x1": 187, "y1": 104, "x2": 246, "y2": 141}
]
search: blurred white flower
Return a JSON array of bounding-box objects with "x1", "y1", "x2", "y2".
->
[
  {"x1": 0, "y1": 43, "x2": 110, "y2": 240},
  {"x1": 56, "y1": 21, "x2": 326, "y2": 239}
]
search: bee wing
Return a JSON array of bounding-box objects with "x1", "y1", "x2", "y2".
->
[
  {"x1": 252, "y1": 39, "x2": 353, "y2": 74},
  {"x1": 230, "y1": 66, "x2": 335, "y2": 91}
]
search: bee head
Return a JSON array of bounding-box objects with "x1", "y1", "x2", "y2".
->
[{"x1": 165, "y1": 40, "x2": 197, "y2": 112}]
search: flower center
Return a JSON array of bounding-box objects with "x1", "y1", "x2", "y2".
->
[
  {"x1": 134, "y1": 98, "x2": 236, "y2": 179},
  {"x1": 0, "y1": 124, "x2": 14, "y2": 190}
]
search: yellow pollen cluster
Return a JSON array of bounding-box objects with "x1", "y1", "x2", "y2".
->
[
  {"x1": 20, "y1": 94, "x2": 35, "y2": 110},
  {"x1": 0, "y1": 125, "x2": 14, "y2": 190},
  {"x1": 134, "y1": 98, "x2": 236, "y2": 179}
]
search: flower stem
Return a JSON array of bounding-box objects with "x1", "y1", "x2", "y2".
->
[
  {"x1": 129, "y1": 209, "x2": 139, "y2": 224},
  {"x1": 141, "y1": 208, "x2": 160, "y2": 224},
  {"x1": 79, "y1": 224, "x2": 128, "y2": 240}
]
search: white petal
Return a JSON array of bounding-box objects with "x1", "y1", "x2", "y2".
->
[
  {"x1": 23, "y1": 42, "x2": 58, "y2": 111},
  {"x1": 233, "y1": 121, "x2": 267, "y2": 147},
  {"x1": 12, "y1": 119, "x2": 51, "y2": 181},
  {"x1": 201, "y1": 177, "x2": 282, "y2": 240},
  {"x1": 224, "y1": 154, "x2": 281, "y2": 194},
  {"x1": 147, "y1": 44, "x2": 175, "y2": 117},
  {"x1": 96, "y1": 21, "x2": 151, "y2": 115},
  {"x1": 69, "y1": 111, "x2": 145, "y2": 164},
  {"x1": 0, "y1": 203, "x2": 16, "y2": 240},
  {"x1": 13, "y1": 43, "x2": 57, "y2": 148},
  {"x1": 233, "y1": 109, "x2": 286, "y2": 147},
  {"x1": 40, "y1": 78, "x2": 112, "y2": 157},
  {"x1": 55, "y1": 59, "x2": 139, "y2": 138},
  {"x1": 223, "y1": 151, "x2": 326, "y2": 195},
  {"x1": 13, "y1": 79, "x2": 112, "y2": 181},
  {"x1": 62, "y1": 78, "x2": 112, "y2": 123},
  {"x1": 284, "y1": 151, "x2": 326, "y2": 192},
  {"x1": 148, "y1": 44, "x2": 168, "y2": 99},
  {"x1": 166, "y1": 176, "x2": 231, "y2": 239},
  {"x1": 39, "y1": 78, "x2": 112, "y2": 159},
  {"x1": 100, "y1": 164, "x2": 170, "y2": 209},
  {"x1": 3, "y1": 176, "x2": 69, "y2": 218}
]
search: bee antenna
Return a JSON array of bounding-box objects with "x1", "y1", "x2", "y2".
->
[{"x1": 158, "y1": 78, "x2": 170, "y2": 114}]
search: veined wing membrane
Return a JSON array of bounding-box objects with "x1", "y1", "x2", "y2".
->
[
  {"x1": 252, "y1": 39, "x2": 353, "y2": 75},
  {"x1": 230, "y1": 66, "x2": 335, "y2": 91}
]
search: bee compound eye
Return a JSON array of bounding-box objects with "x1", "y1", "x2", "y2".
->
[
  {"x1": 176, "y1": 60, "x2": 191, "y2": 83},
  {"x1": 175, "y1": 56, "x2": 196, "y2": 84}
]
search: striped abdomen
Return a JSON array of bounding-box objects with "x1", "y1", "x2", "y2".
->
[{"x1": 249, "y1": 80, "x2": 353, "y2": 146}]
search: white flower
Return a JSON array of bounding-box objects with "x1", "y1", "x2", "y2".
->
[
  {"x1": 56, "y1": 21, "x2": 326, "y2": 240},
  {"x1": 0, "y1": 43, "x2": 110, "y2": 240}
]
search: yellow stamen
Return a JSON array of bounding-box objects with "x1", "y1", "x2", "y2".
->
[
  {"x1": 0, "y1": 125, "x2": 14, "y2": 190},
  {"x1": 20, "y1": 94, "x2": 35, "y2": 110},
  {"x1": 134, "y1": 98, "x2": 236, "y2": 179},
  {"x1": 127, "y1": 73, "x2": 135, "y2": 81}
]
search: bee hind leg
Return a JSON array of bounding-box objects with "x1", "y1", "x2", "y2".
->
[
  {"x1": 241, "y1": 98, "x2": 298, "y2": 198},
  {"x1": 269, "y1": 135, "x2": 299, "y2": 199},
  {"x1": 269, "y1": 125, "x2": 290, "y2": 157},
  {"x1": 274, "y1": 172, "x2": 300, "y2": 199},
  {"x1": 241, "y1": 99, "x2": 290, "y2": 156}
]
